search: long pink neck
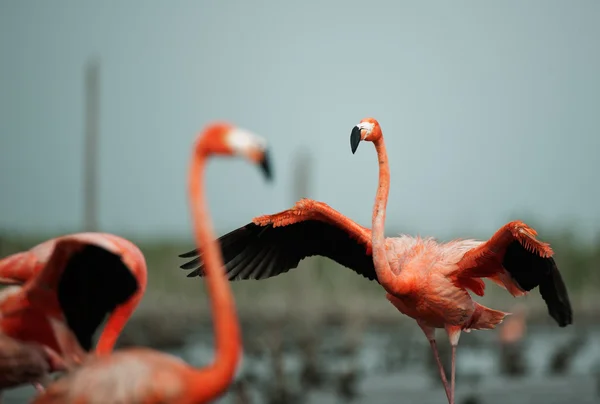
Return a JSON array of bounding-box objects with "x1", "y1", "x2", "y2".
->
[
  {"x1": 188, "y1": 146, "x2": 241, "y2": 400},
  {"x1": 371, "y1": 138, "x2": 395, "y2": 289}
]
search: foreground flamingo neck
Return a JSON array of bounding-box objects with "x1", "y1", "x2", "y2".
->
[
  {"x1": 371, "y1": 138, "x2": 395, "y2": 289},
  {"x1": 187, "y1": 145, "x2": 241, "y2": 400}
]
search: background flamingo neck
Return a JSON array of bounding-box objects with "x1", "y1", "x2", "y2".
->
[
  {"x1": 371, "y1": 138, "x2": 394, "y2": 288},
  {"x1": 188, "y1": 147, "x2": 241, "y2": 396}
]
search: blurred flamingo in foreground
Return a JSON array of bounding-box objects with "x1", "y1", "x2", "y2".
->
[
  {"x1": 32, "y1": 122, "x2": 272, "y2": 403},
  {"x1": 0, "y1": 234, "x2": 147, "y2": 357},
  {"x1": 0, "y1": 233, "x2": 147, "y2": 389},
  {"x1": 180, "y1": 117, "x2": 573, "y2": 404}
]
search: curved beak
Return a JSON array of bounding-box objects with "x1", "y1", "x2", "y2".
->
[
  {"x1": 350, "y1": 126, "x2": 362, "y2": 154},
  {"x1": 259, "y1": 149, "x2": 273, "y2": 181}
]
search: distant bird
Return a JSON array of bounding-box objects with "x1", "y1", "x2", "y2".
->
[
  {"x1": 592, "y1": 360, "x2": 600, "y2": 398},
  {"x1": 0, "y1": 332, "x2": 66, "y2": 395},
  {"x1": 31, "y1": 122, "x2": 272, "y2": 403},
  {"x1": 0, "y1": 232, "x2": 147, "y2": 368},
  {"x1": 179, "y1": 117, "x2": 573, "y2": 404},
  {"x1": 498, "y1": 304, "x2": 527, "y2": 346},
  {"x1": 460, "y1": 394, "x2": 481, "y2": 404},
  {"x1": 498, "y1": 304, "x2": 527, "y2": 377},
  {"x1": 547, "y1": 333, "x2": 586, "y2": 376},
  {"x1": 231, "y1": 378, "x2": 252, "y2": 404}
]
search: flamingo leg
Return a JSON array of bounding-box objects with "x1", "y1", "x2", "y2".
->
[
  {"x1": 450, "y1": 345, "x2": 457, "y2": 404},
  {"x1": 418, "y1": 322, "x2": 451, "y2": 403},
  {"x1": 445, "y1": 326, "x2": 462, "y2": 404}
]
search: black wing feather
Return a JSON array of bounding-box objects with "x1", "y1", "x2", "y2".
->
[
  {"x1": 179, "y1": 221, "x2": 378, "y2": 282},
  {"x1": 57, "y1": 245, "x2": 139, "y2": 351},
  {"x1": 502, "y1": 241, "x2": 573, "y2": 327}
]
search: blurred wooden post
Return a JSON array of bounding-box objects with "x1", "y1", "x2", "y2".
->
[
  {"x1": 83, "y1": 59, "x2": 100, "y2": 232},
  {"x1": 290, "y1": 149, "x2": 327, "y2": 283}
]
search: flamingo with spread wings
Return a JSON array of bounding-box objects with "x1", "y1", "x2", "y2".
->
[
  {"x1": 31, "y1": 122, "x2": 273, "y2": 403},
  {"x1": 179, "y1": 117, "x2": 572, "y2": 404},
  {"x1": 0, "y1": 232, "x2": 147, "y2": 371}
]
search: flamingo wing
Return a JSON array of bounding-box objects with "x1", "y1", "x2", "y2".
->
[
  {"x1": 27, "y1": 235, "x2": 140, "y2": 351},
  {"x1": 179, "y1": 220, "x2": 377, "y2": 282},
  {"x1": 456, "y1": 221, "x2": 572, "y2": 327},
  {"x1": 503, "y1": 245, "x2": 571, "y2": 327}
]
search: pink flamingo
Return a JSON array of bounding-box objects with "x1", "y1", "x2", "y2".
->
[
  {"x1": 179, "y1": 117, "x2": 572, "y2": 404},
  {"x1": 31, "y1": 122, "x2": 272, "y2": 403},
  {"x1": 0, "y1": 232, "x2": 147, "y2": 369}
]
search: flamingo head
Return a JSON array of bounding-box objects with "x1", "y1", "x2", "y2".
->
[
  {"x1": 196, "y1": 122, "x2": 273, "y2": 180},
  {"x1": 350, "y1": 117, "x2": 382, "y2": 154}
]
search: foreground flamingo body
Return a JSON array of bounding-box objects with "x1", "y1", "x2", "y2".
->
[
  {"x1": 32, "y1": 122, "x2": 273, "y2": 403},
  {"x1": 180, "y1": 118, "x2": 572, "y2": 404},
  {"x1": 0, "y1": 232, "x2": 147, "y2": 394},
  {"x1": 0, "y1": 233, "x2": 147, "y2": 361}
]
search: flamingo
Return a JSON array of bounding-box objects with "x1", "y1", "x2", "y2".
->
[
  {"x1": 498, "y1": 304, "x2": 528, "y2": 377},
  {"x1": 0, "y1": 233, "x2": 147, "y2": 367},
  {"x1": 31, "y1": 122, "x2": 273, "y2": 403},
  {"x1": 498, "y1": 304, "x2": 527, "y2": 346},
  {"x1": 179, "y1": 117, "x2": 573, "y2": 404}
]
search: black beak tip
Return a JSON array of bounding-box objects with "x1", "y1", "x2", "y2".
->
[
  {"x1": 260, "y1": 149, "x2": 273, "y2": 182},
  {"x1": 350, "y1": 126, "x2": 361, "y2": 154}
]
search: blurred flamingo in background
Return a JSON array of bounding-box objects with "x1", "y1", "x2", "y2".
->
[
  {"x1": 499, "y1": 304, "x2": 527, "y2": 346},
  {"x1": 0, "y1": 233, "x2": 147, "y2": 363},
  {"x1": 31, "y1": 122, "x2": 272, "y2": 403},
  {"x1": 498, "y1": 304, "x2": 528, "y2": 377},
  {"x1": 180, "y1": 117, "x2": 572, "y2": 404}
]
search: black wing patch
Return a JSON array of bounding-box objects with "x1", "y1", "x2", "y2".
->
[
  {"x1": 179, "y1": 221, "x2": 378, "y2": 283},
  {"x1": 502, "y1": 241, "x2": 573, "y2": 327},
  {"x1": 57, "y1": 245, "x2": 139, "y2": 351}
]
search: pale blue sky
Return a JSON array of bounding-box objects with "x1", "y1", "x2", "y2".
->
[{"x1": 1, "y1": 0, "x2": 599, "y2": 242}]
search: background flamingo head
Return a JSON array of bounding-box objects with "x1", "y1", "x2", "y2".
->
[
  {"x1": 196, "y1": 122, "x2": 273, "y2": 180},
  {"x1": 350, "y1": 117, "x2": 382, "y2": 154}
]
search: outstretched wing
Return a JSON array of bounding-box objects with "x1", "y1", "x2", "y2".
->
[
  {"x1": 456, "y1": 221, "x2": 572, "y2": 327},
  {"x1": 180, "y1": 220, "x2": 377, "y2": 282},
  {"x1": 502, "y1": 241, "x2": 571, "y2": 327}
]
